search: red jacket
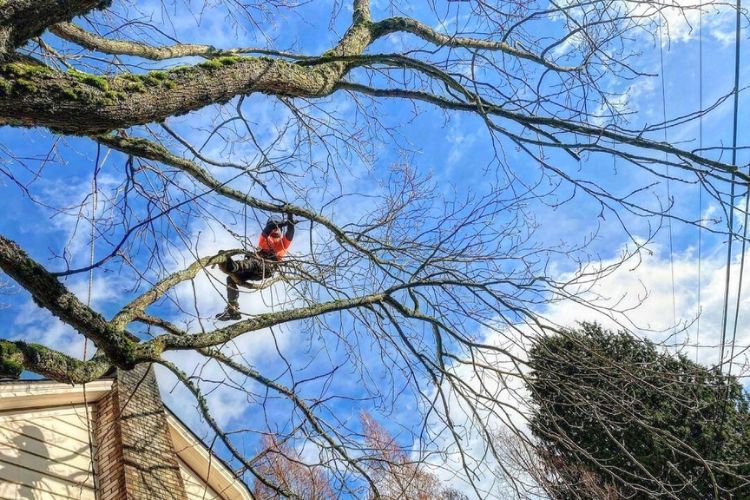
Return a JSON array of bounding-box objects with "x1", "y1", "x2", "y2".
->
[
  {"x1": 258, "y1": 218, "x2": 294, "y2": 260},
  {"x1": 258, "y1": 232, "x2": 292, "y2": 260}
]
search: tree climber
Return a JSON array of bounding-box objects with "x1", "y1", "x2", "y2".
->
[{"x1": 214, "y1": 214, "x2": 296, "y2": 321}]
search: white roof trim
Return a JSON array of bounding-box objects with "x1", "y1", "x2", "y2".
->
[
  {"x1": 166, "y1": 413, "x2": 252, "y2": 500},
  {"x1": 0, "y1": 379, "x2": 113, "y2": 412}
]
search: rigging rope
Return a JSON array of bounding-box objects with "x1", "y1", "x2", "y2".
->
[
  {"x1": 82, "y1": 143, "x2": 101, "y2": 494},
  {"x1": 243, "y1": 197, "x2": 248, "y2": 251},
  {"x1": 719, "y1": 0, "x2": 743, "y2": 374},
  {"x1": 658, "y1": 14, "x2": 678, "y2": 338},
  {"x1": 728, "y1": 0, "x2": 747, "y2": 381},
  {"x1": 696, "y1": 3, "x2": 704, "y2": 364}
]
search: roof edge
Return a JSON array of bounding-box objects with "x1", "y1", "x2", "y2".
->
[
  {"x1": 165, "y1": 409, "x2": 253, "y2": 500},
  {"x1": 0, "y1": 379, "x2": 113, "y2": 412}
]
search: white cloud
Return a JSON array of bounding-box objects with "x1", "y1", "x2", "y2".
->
[
  {"x1": 539, "y1": 242, "x2": 749, "y2": 369},
  {"x1": 548, "y1": 0, "x2": 733, "y2": 60},
  {"x1": 445, "y1": 116, "x2": 480, "y2": 168},
  {"x1": 11, "y1": 310, "x2": 85, "y2": 359}
]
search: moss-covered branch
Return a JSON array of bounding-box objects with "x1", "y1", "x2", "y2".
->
[
  {"x1": 50, "y1": 22, "x2": 307, "y2": 61},
  {"x1": 50, "y1": 22, "x2": 224, "y2": 60},
  {"x1": 0, "y1": 340, "x2": 111, "y2": 382},
  {"x1": 0, "y1": 5, "x2": 376, "y2": 133},
  {"x1": 0, "y1": 55, "x2": 324, "y2": 132}
]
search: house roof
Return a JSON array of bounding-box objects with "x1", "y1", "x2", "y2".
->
[{"x1": 0, "y1": 377, "x2": 253, "y2": 499}]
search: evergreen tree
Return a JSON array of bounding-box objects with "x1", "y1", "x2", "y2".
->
[{"x1": 527, "y1": 323, "x2": 750, "y2": 498}]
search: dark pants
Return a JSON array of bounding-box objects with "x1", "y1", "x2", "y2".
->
[{"x1": 224, "y1": 254, "x2": 277, "y2": 306}]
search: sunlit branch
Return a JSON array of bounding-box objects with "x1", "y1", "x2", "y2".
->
[{"x1": 50, "y1": 22, "x2": 311, "y2": 61}]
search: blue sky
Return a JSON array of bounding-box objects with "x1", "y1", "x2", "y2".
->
[{"x1": 1, "y1": 0, "x2": 750, "y2": 496}]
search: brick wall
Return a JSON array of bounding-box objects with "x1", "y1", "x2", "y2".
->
[
  {"x1": 95, "y1": 364, "x2": 187, "y2": 499},
  {"x1": 95, "y1": 382, "x2": 127, "y2": 500}
]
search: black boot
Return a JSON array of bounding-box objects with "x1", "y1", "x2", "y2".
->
[{"x1": 215, "y1": 304, "x2": 241, "y2": 321}]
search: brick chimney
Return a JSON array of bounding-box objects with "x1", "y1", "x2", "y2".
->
[{"x1": 95, "y1": 364, "x2": 188, "y2": 499}]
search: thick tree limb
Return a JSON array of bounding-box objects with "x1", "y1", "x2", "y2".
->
[
  {"x1": 0, "y1": 56, "x2": 344, "y2": 132},
  {"x1": 0, "y1": 340, "x2": 111, "y2": 382},
  {"x1": 0, "y1": 0, "x2": 105, "y2": 57},
  {"x1": 0, "y1": 6, "x2": 375, "y2": 133}
]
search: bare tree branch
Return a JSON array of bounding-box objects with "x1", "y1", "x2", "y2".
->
[{"x1": 49, "y1": 22, "x2": 309, "y2": 61}]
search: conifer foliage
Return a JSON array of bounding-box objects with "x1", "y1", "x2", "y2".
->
[{"x1": 528, "y1": 324, "x2": 750, "y2": 498}]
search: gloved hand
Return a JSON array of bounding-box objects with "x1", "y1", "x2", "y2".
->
[
  {"x1": 286, "y1": 212, "x2": 296, "y2": 225},
  {"x1": 264, "y1": 218, "x2": 285, "y2": 233}
]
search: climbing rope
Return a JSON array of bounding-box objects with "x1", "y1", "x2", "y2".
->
[
  {"x1": 719, "y1": 0, "x2": 743, "y2": 374},
  {"x1": 696, "y1": 3, "x2": 704, "y2": 363},
  {"x1": 658, "y1": 12, "x2": 678, "y2": 340},
  {"x1": 243, "y1": 197, "x2": 248, "y2": 252},
  {"x1": 727, "y1": 0, "x2": 747, "y2": 382}
]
